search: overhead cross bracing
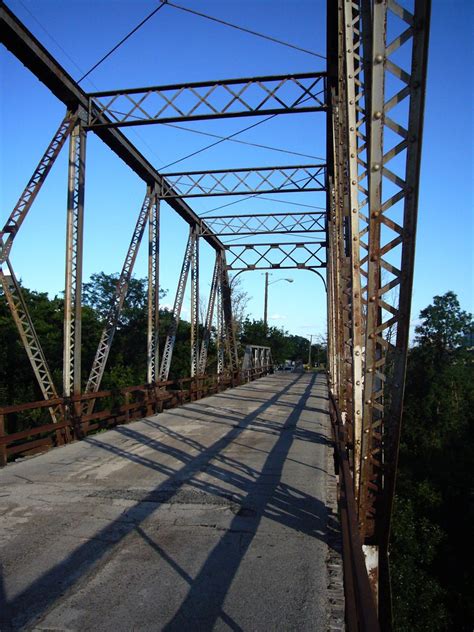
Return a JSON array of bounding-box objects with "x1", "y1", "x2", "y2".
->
[{"x1": 0, "y1": 0, "x2": 431, "y2": 629}]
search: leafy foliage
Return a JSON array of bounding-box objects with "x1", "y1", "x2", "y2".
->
[{"x1": 391, "y1": 292, "x2": 474, "y2": 631}]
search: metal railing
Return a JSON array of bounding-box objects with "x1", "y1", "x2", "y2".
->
[
  {"x1": 328, "y1": 388, "x2": 380, "y2": 632},
  {"x1": 0, "y1": 365, "x2": 273, "y2": 466}
]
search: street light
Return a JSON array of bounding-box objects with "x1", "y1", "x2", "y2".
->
[
  {"x1": 307, "y1": 333, "x2": 318, "y2": 368},
  {"x1": 263, "y1": 272, "x2": 293, "y2": 330}
]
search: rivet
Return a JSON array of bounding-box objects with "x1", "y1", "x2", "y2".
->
[
  {"x1": 369, "y1": 296, "x2": 376, "y2": 302},
  {"x1": 372, "y1": 211, "x2": 379, "y2": 218},
  {"x1": 375, "y1": 53, "x2": 384, "y2": 63},
  {"x1": 374, "y1": 111, "x2": 382, "y2": 119},
  {"x1": 373, "y1": 163, "x2": 381, "y2": 171},
  {"x1": 352, "y1": 179, "x2": 357, "y2": 185},
  {"x1": 355, "y1": 351, "x2": 360, "y2": 356}
]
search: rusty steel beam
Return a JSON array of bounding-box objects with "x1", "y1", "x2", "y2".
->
[
  {"x1": 0, "y1": 2, "x2": 224, "y2": 253},
  {"x1": 87, "y1": 73, "x2": 327, "y2": 128},
  {"x1": 160, "y1": 164, "x2": 326, "y2": 198},
  {"x1": 200, "y1": 212, "x2": 326, "y2": 237},
  {"x1": 63, "y1": 114, "x2": 86, "y2": 400}
]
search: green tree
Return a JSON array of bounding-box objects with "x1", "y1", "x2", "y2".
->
[{"x1": 391, "y1": 292, "x2": 474, "y2": 631}]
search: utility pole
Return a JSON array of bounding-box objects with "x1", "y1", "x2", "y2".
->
[{"x1": 263, "y1": 272, "x2": 269, "y2": 331}]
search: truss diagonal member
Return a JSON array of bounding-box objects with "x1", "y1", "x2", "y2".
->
[
  {"x1": 216, "y1": 269, "x2": 224, "y2": 377},
  {"x1": 201, "y1": 212, "x2": 327, "y2": 236},
  {"x1": 159, "y1": 230, "x2": 195, "y2": 382},
  {"x1": 0, "y1": 261, "x2": 61, "y2": 423},
  {"x1": 87, "y1": 73, "x2": 328, "y2": 128},
  {"x1": 198, "y1": 254, "x2": 219, "y2": 375},
  {"x1": 0, "y1": 113, "x2": 76, "y2": 265},
  {"x1": 220, "y1": 251, "x2": 239, "y2": 374},
  {"x1": 147, "y1": 187, "x2": 160, "y2": 384},
  {"x1": 84, "y1": 191, "x2": 153, "y2": 409},
  {"x1": 63, "y1": 114, "x2": 86, "y2": 400}
]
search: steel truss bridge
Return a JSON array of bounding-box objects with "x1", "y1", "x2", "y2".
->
[{"x1": 0, "y1": 1, "x2": 430, "y2": 629}]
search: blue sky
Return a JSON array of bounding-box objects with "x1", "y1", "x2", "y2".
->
[{"x1": 1, "y1": 0, "x2": 473, "y2": 344}]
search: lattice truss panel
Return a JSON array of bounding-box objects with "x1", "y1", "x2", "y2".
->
[
  {"x1": 359, "y1": 0, "x2": 430, "y2": 541},
  {"x1": 201, "y1": 212, "x2": 326, "y2": 236},
  {"x1": 63, "y1": 118, "x2": 86, "y2": 398},
  {"x1": 88, "y1": 73, "x2": 327, "y2": 127},
  {"x1": 225, "y1": 242, "x2": 326, "y2": 271},
  {"x1": 160, "y1": 164, "x2": 326, "y2": 198}
]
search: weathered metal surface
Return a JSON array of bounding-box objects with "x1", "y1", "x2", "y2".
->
[
  {"x1": 87, "y1": 73, "x2": 327, "y2": 128},
  {"x1": 224, "y1": 241, "x2": 326, "y2": 271},
  {"x1": 201, "y1": 212, "x2": 326, "y2": 236},
  {"x1": 147, "y1": 186, "x2": 160, "y2": 384},
  {"x1": 160, "y1": 164, "x2": 326, "y2": 198},
  {"x1": 63, "y1": 114, "x2": 86, "y2": 400},
  {"x1": 0, "y1": 3, "x2": 224, "y2": 253}
]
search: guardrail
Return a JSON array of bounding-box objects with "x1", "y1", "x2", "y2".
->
[
  {"x1": 0, "y1": 365, "x2": 273, "y2": 466},
  {"x1": 328, "y1": 388, "x2": 380, "y2": 632}
]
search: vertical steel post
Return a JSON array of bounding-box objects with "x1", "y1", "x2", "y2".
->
[
  {"x1": 216, "y1": 264, "x2": 224, "y2": 377},
  {"x1": 147, "y1": 185, "x2": 160, "y2": 383},
  {"x1": 190, "y1": 226, "x2": 199, "y2": 377},
  {"x1": 63, "y1": 112, "x2": 86, "y2": 401}
]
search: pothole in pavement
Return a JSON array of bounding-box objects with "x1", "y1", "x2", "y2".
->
[{"x1": 88, "y1": 487, "x2": 247, "y2": 513}]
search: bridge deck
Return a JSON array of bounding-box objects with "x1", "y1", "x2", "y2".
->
[{"x1": 0, "y1": 372, "x2": 342, "y2": 631}]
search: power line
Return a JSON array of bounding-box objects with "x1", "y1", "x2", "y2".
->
[
  {"x1": 166, "y1": 1, "x2": 326, "y2": 60},
  {"x1": 78, "y1": 1, "x2": 168, "y2": 83},
  {"x1": 158, "y1": 114, "x2": 279, "y2": 171},
  {"x1": 163, "y1": 123, "x2": 325, "y2": 161}
]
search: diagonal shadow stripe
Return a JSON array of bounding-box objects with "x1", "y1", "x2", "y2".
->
[
  {"x1": 162, "y1": 372, "x2": 319, "y2": 630},
  {"x1": 4, "y1": 373, "x2": 316, "y2": 629}
]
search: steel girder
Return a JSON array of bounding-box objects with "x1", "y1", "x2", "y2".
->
[
  {"x1": 0, "y1": 3, "x2": 224, "y2": 254},
  {"x1": 147, "y1": 187, "x2": 160, "y2": 384},
  {"x1": 225, "y1": 242, "x2": 326, "y2": 272},
  {"x1": 360, "y1": 2, "x2": 431, "y2": 614},
  {"x1": 327, "y1": 0, "x2": 431, "y2": 618},
  {"x1": 158, "y1": 230, "x2": 195, "y2": 382},
  {"x1": 87, "y1": 73, "x2": 327, "y2": 128},
  {"x1": 200, "y1": 212, "x2": 326, "y2": 237},
  {"x1": 190, "y1": 228, "x2": 200, "y2": 377},
  {"x1": 63, "y1": 114, "x2": 86, "y2": 400},
  {"x1": 0, "y1": 113, "x2": 76, "y2": 265},
  {"x1": 159, "y1": 164, "x2": 326, "y2": 198},
  {"x1": 84, "y1": 190, "x2": 156, "y2": 404},
  {"x1": 220, "y1": 252, "x2": 239, "y2": 374},
  {"x1": 198, "y1": 254, "x2": 219, "y2": 375},
  {"x1": 0, "y1": 262, "x2": 61, "y2": 423}
]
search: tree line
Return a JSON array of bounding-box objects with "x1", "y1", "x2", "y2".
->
[
  {"x1": 0, "y1": 271, "x2": 323, "y2": 411},
  {"x1": 1, "y1": 273, "x2": 471, "y2": 629}
]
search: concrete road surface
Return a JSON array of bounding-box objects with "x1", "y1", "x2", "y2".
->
[{"x1": 0, "y1": 372, "x2": 342, "y2": 631}]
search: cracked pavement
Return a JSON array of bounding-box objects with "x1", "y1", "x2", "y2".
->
[{"x1": 0, "y1": 372, "x2": 338, "y2": 631}]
